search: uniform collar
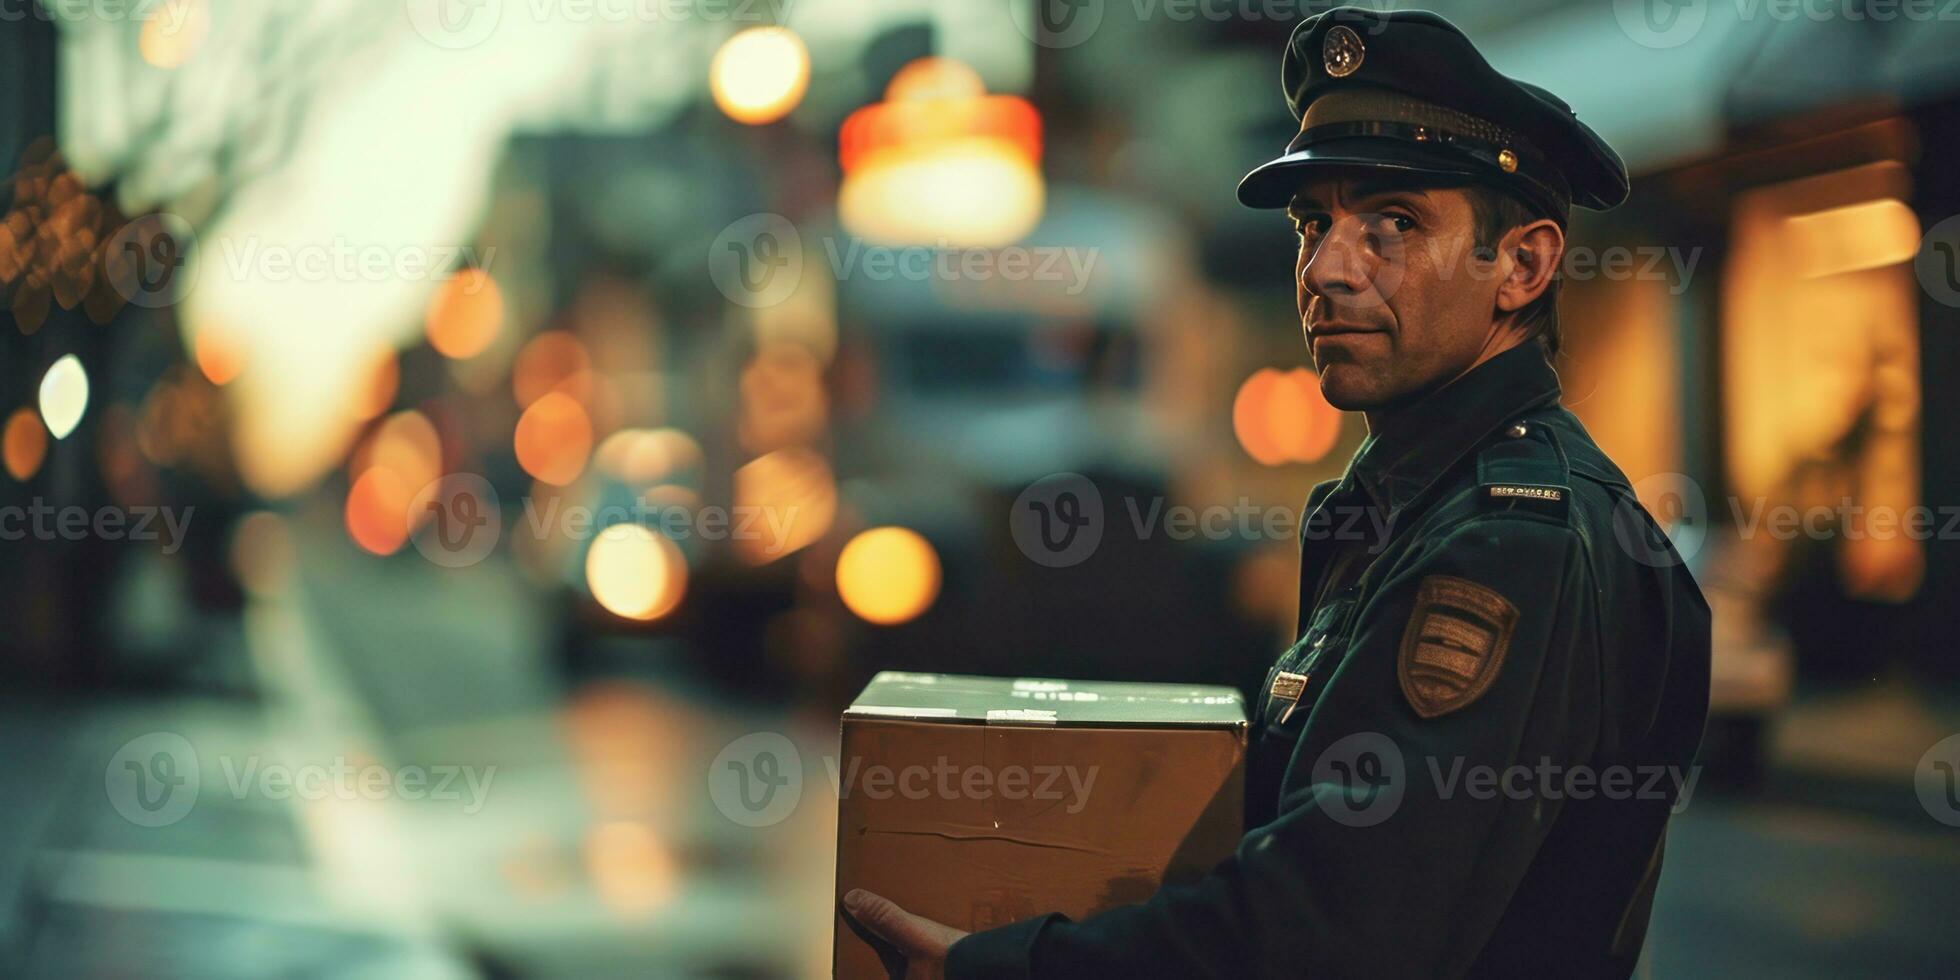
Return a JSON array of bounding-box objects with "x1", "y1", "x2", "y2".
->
[{"x1": 1338, "y1": 344, "x2": 1563, "y2": 517}]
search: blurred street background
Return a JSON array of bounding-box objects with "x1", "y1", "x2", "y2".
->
[{"x1": 3, "y1": 1, "x2": 1960, "y2": 976}]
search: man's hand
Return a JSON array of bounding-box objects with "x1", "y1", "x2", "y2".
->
[{"x1": 842, "y1": 888, "x2": 970, "y2": 980}]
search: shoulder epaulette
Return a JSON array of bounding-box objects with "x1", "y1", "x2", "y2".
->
[{"x1": 1475, "y1": 419, "x2": 1571, "y2": 520}]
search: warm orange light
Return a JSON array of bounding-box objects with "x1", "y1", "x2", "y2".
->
[
  {"x1": 194, "y1": 319, "x2": 246, "y2": 385},
  {"x1": 836, "y1": 526, "x2": 940, "y2": 625},
  {"x1": 837, "y1": 57, "x2": 1044, "y2": 247},
  {"x1": 138, "y1": 0, "x2": 209, "y2": 69},
  {"x1": 595, "y1": 428, "x2": 702, "y2": 487},
  {"x1": 3, "y1": 408, "x2": 46, "y2": 480},
  {"x1": 885, "y1": 57, "x2": 985, "y2": 102},
  {"x1": 732, "y1": 447, "x2": 836, "y2": 563},
  {"x1": 585, "y1": 524, "x2": 687, "y2": 621},
  {"x1": 426, "y1": 269, "x2": 503, "y2": 359},
  {"x1": 514, "y1": 391, "x2": 592, "y2": 486},
  {"x1": 349, "y1": 348, "x2": 399, "y2": 421},
  {"x1": 345, "y1": 466, "x2": 412, "y2": 555},
  {"x1": 351, "y1": 410, "x2": 442, "y2": 506},
  {"x1": 512, "y1": 331, "x2": 591, "y2": 407},
  {"x1": 710, "y1": 27, "x2": 810, "y2": 125},
  {"x1": 1233, "y1": 367, "x2": 1341, "y2": 466},
  {"x1": 1784, "y1": 198, "x2": 1921, "y2": 279}
]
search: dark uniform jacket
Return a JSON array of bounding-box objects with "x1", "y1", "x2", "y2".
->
[{"x1": 948, "y1": 344, "x2": 1712, "y2": 978}]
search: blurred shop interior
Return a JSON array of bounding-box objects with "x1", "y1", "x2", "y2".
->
[{"x1": 2, "y1": 2, "x2": 1959, "y2": 977}]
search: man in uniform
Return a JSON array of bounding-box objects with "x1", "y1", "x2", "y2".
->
[{"x1": 845, "y1": 8, "x2": 1712, "y2": 977}]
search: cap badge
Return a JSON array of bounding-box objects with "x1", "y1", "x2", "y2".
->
[
  {"x1": 1497, "y1": 148, "x2": 1519, "y2": 173},
  {"x1": 1323, "y1": 25, "x2": 1365, "y2": 78}
]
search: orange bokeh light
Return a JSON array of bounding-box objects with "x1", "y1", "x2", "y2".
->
[
  {"x1": 836, "y1": 526, "x2": 940, "y2": 625},
  {"x1": 426, "y1": 268, "x2": 503, "y2": 360},
  {"x1": 584, "y1": 523, "x2": 687, "y2": 622},
  {"x1": 512, "y1": 331, "x2": 592, "y2": 408},
  {"x1": 515, "y1": 391, "x2": 593, "y2": 486},
  {"x1": 1233, "y1": 367, "x2": 1342, "y2": 466},
  {"x1": 3, "y1": 408, "x2": 47, "y2": 480},
  {"x1": 194, "y1": 320, "x2": 246, "y2": 386},
  {"x1": 732, "y1": 448, "x2": 836, "y2": 563},
  {"x1": 349, "y1": 348, "x2": 400, "y2": 421},
  {"x1": 345, "y1": 466, "x2": 412, "y2": 555}
]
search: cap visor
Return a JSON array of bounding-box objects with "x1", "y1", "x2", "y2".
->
[{"x1": 1236, "y1": 136, "x2": 1488, "y2": 209}]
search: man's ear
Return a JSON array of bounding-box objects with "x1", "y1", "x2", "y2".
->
[{"x1": 1494, "y1": 219, "x2": 1564, "y2": 314}]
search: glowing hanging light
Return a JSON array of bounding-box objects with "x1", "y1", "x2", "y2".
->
[
  {"x1": 835, "y1": 526, "x2": 940, "y2": 625},
  {"x1": 837, "y1": 58, "x2": 1044, "y2": 247},
  {"x1": 39, "y1": 354, "x2": 88, "y2": 440},
  {"x1": 710, "y1": 27, "x2": 810, "y2": 125}
]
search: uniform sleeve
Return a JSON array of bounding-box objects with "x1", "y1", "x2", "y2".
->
[{"x1": 946, "y1": 513, "x2": 1602, "y2": 980}]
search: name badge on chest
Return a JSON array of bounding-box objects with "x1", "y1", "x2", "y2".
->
[{"x1": 1269, "y1": 670, "x2": 1310, "y2": 724}]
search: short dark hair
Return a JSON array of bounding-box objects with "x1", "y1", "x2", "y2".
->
[{"x1": 1462, "y1": 182, "x2": 1562, "y2": 356}]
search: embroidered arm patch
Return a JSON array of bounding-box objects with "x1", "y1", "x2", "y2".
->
[{"x1": 1397, "y1": 574, "x2": 1520, "y2": 719}]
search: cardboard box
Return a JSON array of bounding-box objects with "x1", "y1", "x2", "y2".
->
[{"x1": 832, "y1": 671, "x2": 1247, "y2": 978}]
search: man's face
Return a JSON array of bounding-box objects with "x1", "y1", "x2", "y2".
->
[{"x1": 1289, "y1": 173, "x2": 1504, "y2": 412}]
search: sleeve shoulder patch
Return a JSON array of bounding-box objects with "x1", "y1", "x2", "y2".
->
[{"x1": 1397, "y1": 574, "x2": 1521, "y2": 719}]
